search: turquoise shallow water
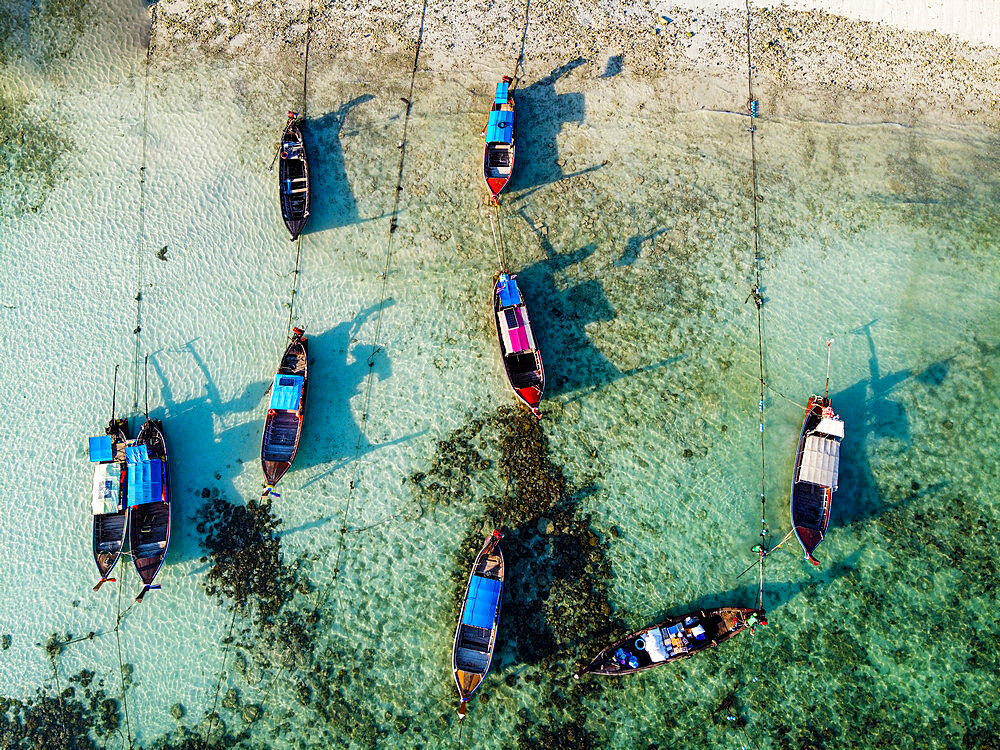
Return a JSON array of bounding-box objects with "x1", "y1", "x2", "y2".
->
[{"x1": 1, "y1": 1, "x2": 999, "y2": 748}]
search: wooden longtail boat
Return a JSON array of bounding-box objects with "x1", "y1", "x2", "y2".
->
[
  {"x1": 89, "y1": 417, "x2": 130, "y2": 592},
  {"x1": 574, "y1": 607, "x2": 764, "y2": 678},
  {"x1": 453, "y1": 530, "x2": 504, "y2": 720},
  {"x1": 483, "y1": 76, "x2": 515, "y2": 204},
  {"x1": 494, "y1": 272, "x2": 544, "y2": 417},
  {"x1": 126, "y1": 417, "x2": 171, "y2": 602},
  {"x1": 261, "y1": 327, "x2": 308, "y2": 497},
  {"x1": 791, "y1": 395, "x2": 844, "y2": 566},
  {"x1": 279, "y1": 112, "x2": 310, "y2": 241}
]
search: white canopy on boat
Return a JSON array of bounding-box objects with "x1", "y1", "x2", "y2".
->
[
  {"x1": 92, "y1": 462, "x2": 121, "y2": 515},
  {"x1": 798, "y1": 435, "x2": 840, "y2": 490},
  {"x1": 643, "y1": 627, "x2": 669, "y2": 662},
  {"x1": 815, "y1": 417, "x2": 845, "y2": 439}
]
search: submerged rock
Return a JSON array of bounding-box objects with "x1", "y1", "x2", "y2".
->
[
  {"x1": 241, "y1": 703, "x2": 262, "y2": 723},
  {"x1": 221, "y1": 688, "x2": 239, "y2": 710}
]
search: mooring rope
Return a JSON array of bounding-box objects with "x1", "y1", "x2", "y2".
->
[
  {"x1": 114, "y1": 576, "x2": 134, "y2": 749},
  {"x1": 743, "y1": 0, "x2": 769, "y2": 613},
  {"x1": 283, "y1": 0, "x2": 312, "y2": 337},
  {"x1": 762, "y1": 381, "x2": 807, "y2": 411},
  {"x1": 285, "y1": 235, "x2": 303, "y2": 338},
  {"x1": 201, "y1": 606, "x2": 239, "y2": 750},
  {"x1": 196, "y1": 4, "x2": 317, "y2": 739},
  {"x1": 301, "y1": 0, "x2": 313, "y2": 118},
  {"x1": 510, "y1": 0, "x2": 531, "y2": 86},
  {"x1": 241, "y1": 0, "x2": 430, "y2": 720},
  {"x1": 322, "y1": 0, "x2": 428, "y2": 601},
  {"x1": 114, "y1": 6, "x2": 156, "y2": 741},
  {"x1": 131, "y1": 5, "x2": 156, "y2": 424}
]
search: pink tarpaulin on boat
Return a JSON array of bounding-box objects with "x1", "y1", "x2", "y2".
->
[{"x1": 508, "y1": 324, "x2": 529, "y2": 352}]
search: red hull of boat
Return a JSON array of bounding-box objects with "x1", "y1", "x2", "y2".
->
[
  {"x1": 486, "y1": 176, "x2": 510, "y2": 203},
  {"x1": 516, "y1": 385, "x2": 542, "y2": 410}
]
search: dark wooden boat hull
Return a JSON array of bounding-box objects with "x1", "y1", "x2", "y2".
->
[
  {"x1": 93, "y1": 510, "x2": 128, "y2": 579},
  {"x1": 493, "y1": 278, "x2": 544, "y2": 416},
  {"x1": 453, "y1": 531, "x2": 504, "y2": 717},
  {"x1": 92, "y1": 418, "x2": 129, "y2": 587},
  {"x1": 261, "y1": 329, "x2": 308, "y2": 491},
  {"x1": 93, "y1": 465, "x2": 128, "y2": 581},
  {"x1": 575, "y1": 607, "x2": 759, "y2": 677},
  {"x1": 791, "y1": 396, "x2": 835, "y2": 564},
  {"x1": 128, "y1": 419, "x2": 171, "y2": 589},
  {"x1": 279, "y1": 121, "x2": 310, "y2": 240}
]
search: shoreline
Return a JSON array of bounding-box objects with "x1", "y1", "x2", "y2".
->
[{"x1": 144, "y1": 1, "x2": 1000, "y2": 131}]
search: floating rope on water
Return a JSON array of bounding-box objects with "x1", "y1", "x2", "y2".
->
[
  {"x1": 283, "y1": 0, "x2": 313, "y2": 336},
  {"x1": 743, "y1": 0, "x2": 769, "y2": 613},
  {"x1": 114, "y1": 575, "x2": 134, "y2": 750},
  {"x1": 241, "y1": 0, "x2": 430, "y2": 721},
  {"x1": 131, "y1": 4, "x2": 156, "y2": 423}
]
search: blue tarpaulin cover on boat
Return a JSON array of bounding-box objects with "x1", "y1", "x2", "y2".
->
[
  {"x1": 485, "y1": 110, "x2": 514, "y2": 144},
  {"x1": 497, "y1": 273, "x2": 522, "y2": 308},
  {"x1": 270, "y1": 374, "x2": 304, "y2": 411},
  {"x1": 124, "y1": 444, "x2": 148, "y2": 464},
  {"x1": 127, "y1": 458, "x2": 163, "y2": 506},
  {"x1": 461, "y1": 575, "x2": 502, "y2": 629},
  {"x1": 494, "y1": 80, "x2": 510, "y2": 104},
  {"x1": 89, "y1": 435, "x2": 113, "y2": 462}
]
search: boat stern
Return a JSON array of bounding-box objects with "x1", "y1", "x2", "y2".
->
[{"x1": 516, "y1": 385, "x2": 543, "y2": 416}]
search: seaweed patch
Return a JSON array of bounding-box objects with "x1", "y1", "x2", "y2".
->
[
  {"x1": 0, "y1": 89, "x2": 73, "y2": 218},
  {"x1": 197, "y1": 494, "x2": 296, "y2": 627},
  {"x1": 0, "y1": 669, "x2": 117, "y2": 747},
  {"x1": 193, "y1": 490, "x2": 387, "y2": 746},
  {"x1": 414, "y1": 405, "x2": 615, "y2": 745},
  {"x1": 28, "y1": 0, "x2": 91, "y2": 65}
]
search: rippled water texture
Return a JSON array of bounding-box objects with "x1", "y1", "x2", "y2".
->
[{"x1": 1, "y1": 0, "x2": 998, "y2": 747}]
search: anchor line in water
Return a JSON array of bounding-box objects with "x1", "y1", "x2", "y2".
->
[
  {"x1": 762, "y1": 380, "x2": 807, "y2": 411},
  {"x1": 308, "y1": 0, "x2": 430, "y2": 702},
  {"x1": 241, "y1": 0, "x2": 429, "y2": 718},
  {"x1": 132, "y1": 4, "x2": 156, "y2": 426},
  {"x1": 284, "y1": 0, "x2": 312, "y2": 335},
  {"x1": 285, "y1": 234, "x2": 303, "y2": 337},
  {"x1": 489, "y1": 210, "x2": 507, "y2": 271},
  {"x1": 510, "y1": 0, "x2": 530, "y2": 86},
  {"x1": 201, "y1": 606, "x2": 239, "y2": 750},
  {"x1": 114, "y1": 576, "x2": 134, "y2": 749},
  {"x1": 301, "y1": 0, "x2": 313, "y2": 118},
  {"x1": 322, "y1": 0, "x2": 428, "y2": 613},
  {"x1": 743, "y1": 0, "x2": 769, "y2": 613}
]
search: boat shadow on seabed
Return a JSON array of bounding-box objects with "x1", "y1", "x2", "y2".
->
[
  {"x1": 488, "y1": 482, "x2": 610, "y2": 672},
  {"x1": 826, "y1": 321, "x2": 954, "y2": 538},
  {"x1": 513, "y1": 208, "x2": 684, "y2": 400},
  {"x1": 303, "y1": 94, "x2": 379, "y2": 235},
  {"x1": 512, "y1": 57, "x2": 603, "y2": 198},
  {"x1": 146, "y1": 343, "x2": 270, "y2": 566},
  {"x1": 297, "y1": 300, "x2": 426, "y2": 485}
]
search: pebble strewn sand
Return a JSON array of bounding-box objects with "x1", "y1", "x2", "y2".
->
[{"x1": 150, "y1": 1, "x2": 1000, "y2": 129}]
